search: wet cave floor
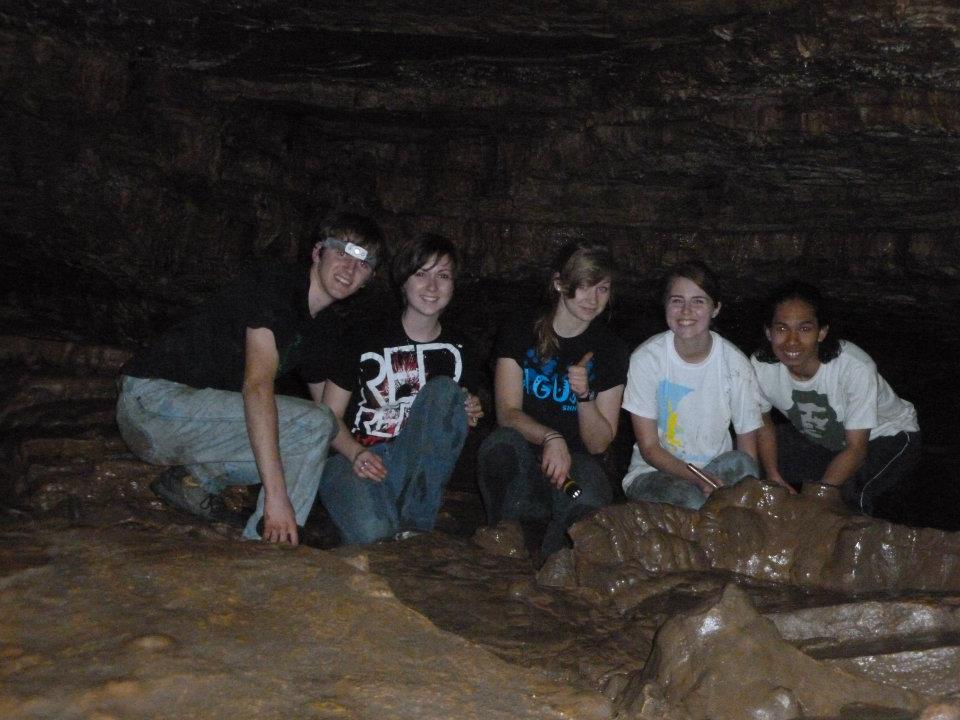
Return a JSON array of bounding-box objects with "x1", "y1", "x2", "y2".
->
[{"x1": 1, "y1": 289, "x2": 959, "y2": 718}]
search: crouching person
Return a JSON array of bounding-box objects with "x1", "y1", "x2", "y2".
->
[
  {"x1": 116, "y1": 212, "x2": 384, "y2": 545},
  {"x1": 318, "y1": 234, "x2": 483, "y2": 545}
]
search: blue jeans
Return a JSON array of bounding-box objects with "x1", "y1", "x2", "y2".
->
[
  {"x1": 623, "y1": 450, "x2": 759, "y2": 510},
  {"x1": 477, "y1": 427, "x2": 613, "y2": 558},
  {"x1": 116, "y1": 375, "x2": 336, "y2": 539},
  {"x1": 318, "y1": 377, "x2": 468, "y2": 545}
]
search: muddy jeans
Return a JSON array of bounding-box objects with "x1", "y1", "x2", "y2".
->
[
  {"x1": 623, "y1": 450, "x2": 759, "y2": 510},
  {"x1": 317, "y1": 377, "x2": 468, "y2": 545},
  {"x1": 116, "y1": 375, "x2": 336, "y2": 539},
  {"x1": 477, "y1": 427, "x2": 613, "y2": 559}
]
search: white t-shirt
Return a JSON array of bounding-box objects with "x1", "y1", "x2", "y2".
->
[
  {"x1": 751, "y1": 339, "x2": 918, "y2": 452},
  {"x1": 621, "y1": 330, "x2": 763, "y2": 488}
]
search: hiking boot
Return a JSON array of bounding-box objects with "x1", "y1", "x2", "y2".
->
[{"x1": 150, "y1": 467, "x2": 245, "y2": 527}]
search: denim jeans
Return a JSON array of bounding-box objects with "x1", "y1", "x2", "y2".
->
[
  {"x1": 623, "y1": 450, "x2": 759, "y2": 510},
  {"x1": 317, "y1": 377, "x2": 468, "y2": 545},
  {"x1": 774, "y1": 423, "x2": 921, "y2": 515},
  {"x1": 477, "y1": 426, "x2": 613, "y2": 559},
  {"x1": 116, "y1": 375, "x2": 336, "y2": 539}
]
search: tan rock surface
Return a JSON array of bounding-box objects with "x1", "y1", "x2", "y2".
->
[
  {"x1": 0, "y1": 525, "x2": 607, "y2": 720},
  {"x1": 3, "y1": 336, "x2": 960, "y2": 716}
]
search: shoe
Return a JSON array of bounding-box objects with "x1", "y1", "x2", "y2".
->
[
  {"x1": 150, "y1": 467, "x2": 245, "y2": 527},
  {"x1": 392, "y1": 529, "x2": 424, "y2": 541}
]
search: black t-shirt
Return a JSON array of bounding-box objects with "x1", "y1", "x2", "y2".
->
[
  {"x1": 123, "y1": 264, "x2": 338, "y2": 391},
  {"x1": 495, "y1": 313, "x2": 629, "y2": 453},
  {"x1": 327, "y1": 315, "x2": 477, "y2": 446}
]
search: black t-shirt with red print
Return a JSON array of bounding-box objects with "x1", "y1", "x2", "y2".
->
[{"x1": 326, "y1": 315, "x2": 478, "y2": 446}]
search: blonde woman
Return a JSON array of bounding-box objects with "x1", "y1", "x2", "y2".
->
[{"x1": 477, "y1": 241, "x2": 628, "y2": 562}]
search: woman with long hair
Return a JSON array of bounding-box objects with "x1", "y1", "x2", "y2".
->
[{"x1": 477, "y1": 240, "x2": 629, "y2": 562}]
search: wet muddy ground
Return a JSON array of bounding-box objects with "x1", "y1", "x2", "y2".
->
[{"x1": 1, "y1": 287, "x2": 959, "y2": 717}]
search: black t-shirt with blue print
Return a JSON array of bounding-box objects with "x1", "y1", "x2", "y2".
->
[{"x1": 495, "y1": 313, "x2": 629, "y2": 454}]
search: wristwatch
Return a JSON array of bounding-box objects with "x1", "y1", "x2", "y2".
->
[{"x1": 577, "y1": 390, "x2": 597, "y2": 402}]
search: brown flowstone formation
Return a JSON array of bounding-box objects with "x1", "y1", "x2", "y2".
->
[
  {"x1": 563, "y1": 478, "x2": 960, "y2": 604},
  {"x1": 2, "y1": 334, "x2": 959, "y2": 717},
  {"x1": 618, "y1": 584, "x2": 921, "y2": 719}
]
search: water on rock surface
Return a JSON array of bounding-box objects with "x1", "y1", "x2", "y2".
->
[{"x1": 1, "y1": 333, "x2": 959, "y2": 718}]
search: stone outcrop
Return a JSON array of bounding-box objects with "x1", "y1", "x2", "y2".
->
[
  {"x1": 0, "y1": 526, "x2": 608, "y2": 720},
  {"x1": 2, "y1": 334, "x2": 960, "y2": 716},
  {"x1": 564, "y1": 478, "x2": 960, "y2": 606},
  {"x1": 618, "y1": 584, "x2": 920, "y2": 719}
]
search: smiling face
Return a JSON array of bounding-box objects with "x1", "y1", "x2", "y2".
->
[
  {"x1": 556, "y1": 276, "x2": 611, "y2": 327},
  {"x1": 402, "y1": 253, "x2": 455, "y2": 320},
  {"x1": 664, "y1": 275, "x2": 719, "y2": 342},
  {"x1": 312, "y1": 239, "x2": 374, "y2": 306},
  {"x1": 765, "y1": 298, "x2": 829, "y2": 379}
]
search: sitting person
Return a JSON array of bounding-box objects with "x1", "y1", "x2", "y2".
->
[
  {"x1": 317, "y1": 233, "x2": 483, "y2": 544},
  {"x1": 622, "y1": 261, "x2": 770, "y2": 510},
  {"x1": 752, "y1": 280, "x2": 920, "y2": 514},
  {"x1": 477, "y1": 240, "x2": 629, "y2": 562},
  {"x1": 116, "y1": 211, "x2": 384, "y2": 545}
]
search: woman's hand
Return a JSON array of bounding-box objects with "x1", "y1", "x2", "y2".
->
[
  {"x1": 695, "y1": 469, "x2": 724, "y2": 496},
  {"x1": 464, "y1": 392, "x2": 484, "y2": 428},
  {"x1": 685, "y1": 463, "x2": 724, "y2": 496},
  {"x1": 541, "y1": 435, "x2": 572, "y2": 488},
  {"x1": 352, "y1": 447, "x2": 387, "y2": 482},
  {"x1": 567, "y1": 351, "x2": 594, "y2": 400}
]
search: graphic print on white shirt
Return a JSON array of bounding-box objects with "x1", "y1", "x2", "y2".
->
[
  {"x1": 658, "y1": 379, "x2": 693, "y2": 454},
  {"x1": 787, "y1": 389, "x2": 845, "y2": 451}
]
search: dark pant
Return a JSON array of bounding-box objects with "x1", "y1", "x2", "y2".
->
[
  {"x1": 775, "y1": 423, "x2": 921, "y2": 515},
  {"x1": 476, "y1": 427, "x2": 612, "y2": 559}
]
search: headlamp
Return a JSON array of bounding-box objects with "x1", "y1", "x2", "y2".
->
[{"x1": 322, "y1": 237, "x2": 377, "y2": 269}]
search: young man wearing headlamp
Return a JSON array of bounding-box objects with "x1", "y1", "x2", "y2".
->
[{"x1": 116, "y1": 211, "x2": 384, "y2": 546}]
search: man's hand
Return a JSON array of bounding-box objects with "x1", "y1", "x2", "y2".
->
[
  {"x1": 765, "y1": 473, "x2": 798, "y2": 494},
  {"x1": 685, "y1": 463, "x2": 724, "y2": 496},
  {"x1": 262, "y1": 493, "x2": 299, "y2": 546}
]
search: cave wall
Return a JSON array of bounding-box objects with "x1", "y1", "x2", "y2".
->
[{"x1": 2, "y1": 0, "x2": 959, "y2": 343}]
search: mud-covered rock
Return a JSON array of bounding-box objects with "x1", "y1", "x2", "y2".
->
[{"x1": 618, "y1": 584, "x2": 919, "y2": 719}]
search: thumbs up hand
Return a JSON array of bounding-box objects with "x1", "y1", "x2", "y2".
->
[{"x1": 567, "y1": 351, "x2": 594, "y2": 400}]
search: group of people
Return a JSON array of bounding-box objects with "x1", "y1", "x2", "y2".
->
[{"x1": 116, "y1": 211, "x2": 921, "y2": 561}]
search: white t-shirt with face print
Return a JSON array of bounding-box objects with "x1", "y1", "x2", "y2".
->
[{"x1": 751, "y1": 340, "x2": 918, "y2": 452}]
